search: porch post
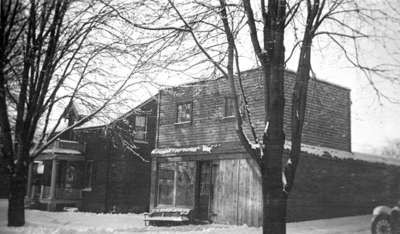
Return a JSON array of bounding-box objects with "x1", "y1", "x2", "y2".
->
[
  {"x1": 149, "y1": 157, "x2": 157, "y2": 210},
  {"x1": 50, "y1": 159, "x2": 58, "y2": 200}
]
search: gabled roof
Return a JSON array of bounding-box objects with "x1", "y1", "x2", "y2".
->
[
  {"x1": 74, "y1": 94, "x2": 158, "y2": 131},
  {"x1": 62, "y1": 102, "x2": 86, "y2": 120}
]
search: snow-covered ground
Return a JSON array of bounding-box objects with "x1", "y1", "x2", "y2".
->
[{"x1": 0, "y1": 199, "x2": 371, "y2": 234}]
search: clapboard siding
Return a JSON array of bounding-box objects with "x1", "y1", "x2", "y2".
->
[{"x1": 75, "y1": 98, "x2": 157, "y2": 213}]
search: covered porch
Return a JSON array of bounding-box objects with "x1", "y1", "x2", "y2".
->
[{"x1": 27, "y1": 139, "x2": 86, "y2": 211}]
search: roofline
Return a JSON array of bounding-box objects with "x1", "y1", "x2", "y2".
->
[
  {"x1": 73, "y1": 94, "x2": 158, "y2": 131},
  {"x1": 74, "y1": 125, "x2": 105, "y2": 131},
  {"x1": 283, "y1": 68, "x2": 351, "y2": 91},
  {"x1": 133, "y1": 93, "x2": 158, "y2": 110},
  {"x1": 110, "y1": 94, "x2": 158, "y2": 123},
  {"x1": 160, "y1": 67, "x2": 351, "y2": 92}
]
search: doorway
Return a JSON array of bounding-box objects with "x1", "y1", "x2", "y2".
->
[{"x1": 196, "y1": 161, "x2": 218, "y2": 221}]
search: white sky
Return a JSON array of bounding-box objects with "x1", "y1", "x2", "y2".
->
[
  {"x1": 139, "y1": 55, "x2": 400, "y2": 155},
  {"x1": 133, "y1": 37, "x2": 400, "y2": 156},
  {"x1": 58, "y1": 0, "x2": 400, "y2": 155},
  {"x1": 308, "y1": 53, "x2": 400, "y2": 154}
]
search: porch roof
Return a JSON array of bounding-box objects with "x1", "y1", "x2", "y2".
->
[
  {"x1": 152, "y1": 144, "x2": 223, "y2": 156},
  {"x1": 153, "y1": 141, "x2": 400, "y2": 166},
  {"x1": 35, "y1": 148, "x2": 84, "y2": 161}
]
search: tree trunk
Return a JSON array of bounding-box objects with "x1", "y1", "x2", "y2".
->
[
  {"x1": 8, "y1": 170, "x2": 27, "y2": 226},
  {"x1": 261, "y1": 0, "x2": 286, "y2": 231},
  {"x1": 8, "y1": 147, "x2": 29, "y2": 227},
  {"x1": 262, "y1": 180, "x2": 287, "y2": 234},
  {"x1": 262, "y1": 132, "x2": 286, "y2": 234},
  {"x1": 262, "y1": 62, "x2": 286, "y2": 233}
]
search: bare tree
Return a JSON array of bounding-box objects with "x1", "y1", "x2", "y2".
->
[
  {"x1": 0, "y1": 0, "x2": 170, "y2": 226},
  {"x1": 111, "y1": 0, "x2": 398, "y2": 233}
]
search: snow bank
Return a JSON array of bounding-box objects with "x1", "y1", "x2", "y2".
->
[{"x1": 0, "y1": 199, "x2": 371, "y2": 234}]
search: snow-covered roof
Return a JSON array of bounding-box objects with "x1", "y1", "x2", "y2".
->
[
  {"x1": 74, "y1": 95, "x2": 157, "y2": 130},
  {"x1": 288, "y1": 141, "x2": 400, "y2": 166},
  {"x1": 153, "y1": 141, "x2": 400, "y2": 166},
  {"x1": 150, "y1": 207, "x2": 192, "y2": 214},
  {"x1": 41, "y1": 148, "x2": 82, "y2": 155},
  {"x1": 152, "y1": 144, "x2": 219, "y2": 155},
  {"x1": 74, "y1": 115, "x2": 113, "y2": 130},
  {"x1": 35, "y1": 149, "x2": 84, "y2": 161}
]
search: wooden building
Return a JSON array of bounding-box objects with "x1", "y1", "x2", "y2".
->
[
  {"x1": 149, "y1": 68, "x2": 400, "y2": 226},
  {"x1": 27, "y1": 97, "x2": 158, "y2": 212}
]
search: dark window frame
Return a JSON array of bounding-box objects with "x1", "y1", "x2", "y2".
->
[
  {"x1": 134, "y1": 115, "x2": 147, "y2": 142},
  {"x1": 176, "y1": 101, "x2": 193, "y2": 124},
  {"x1": 156, "y1": 161, "x2": 196, "y2": 208},
  {"x1": 224, "y1": 96, "x2": 236, "y2": 117}
]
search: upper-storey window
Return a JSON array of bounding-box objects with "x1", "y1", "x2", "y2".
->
[
  {"x1": 224, "y1": 97, "x2": 235, "y2": 117},
  {"x1": 176, "y1": 102, "x2": 192, "y2": 123},
  {"x1": 135, "y1": 115, "x2": 147, "y2": 141}
]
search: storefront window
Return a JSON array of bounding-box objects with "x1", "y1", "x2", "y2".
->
[
  {"x1": 157, "y1": 161, "x2": 196, "y2": 207},
  {"x1": 175, "y1": 162, "x2": 195, "y2": 207},
  {"x1": 158, "y1": 163, "x2": 175, "y2": 205}
]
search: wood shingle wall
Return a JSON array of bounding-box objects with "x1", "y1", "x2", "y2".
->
[{"x1": 157, "y1": 69, "x2": 351, "y2": 152}]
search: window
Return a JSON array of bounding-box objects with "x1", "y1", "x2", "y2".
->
[
  {"x1": 157, "y1": 163, "x2": 175, "y2": 205},
  {"x1": 135, "y1": 115, "x2": 147, "y2": 141},
  {"x1": 224, "y1": 97, "x2": 235, "y2": 117},
  {"x1": 35, "y1": 161, "x2": 44, "y2": 174},
  {"x1": 157, "y1": 161, "x2": 196, "y2": 207},
  {"x1": 176, "y1": 102, "x2": 192, "y2": 123},
  {"x1": 175, "y1": 162, "x2": 195, "y2": 207},
  {"x1": 83, "y1": 161, "x2": 94, "y2": 190}
]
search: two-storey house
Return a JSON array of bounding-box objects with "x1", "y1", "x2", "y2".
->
[
  {"x1": 150, "y1": 68, "x2": 400, "y2": 226},
  {"x1": 27, "y1": 96, "x2": 158, "y2": 213}
]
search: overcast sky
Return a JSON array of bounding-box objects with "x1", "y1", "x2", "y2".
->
[{"x1": 69, "y1": 0, "x2": 400, "y2": 155}]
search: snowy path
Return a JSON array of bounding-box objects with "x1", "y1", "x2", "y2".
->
[{"x1": 0, "y1": 200, "x2": 371, "y2": 234}]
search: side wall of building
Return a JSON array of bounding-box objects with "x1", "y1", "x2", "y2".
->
[
  {"x1": 207, "y1": 152, "x2": 400, "y2": 226},
  {"x1": 76, "y1": 128, "x2": 109, "y2": 212},
  {"x1": 77, "y1": 99, "x2": 157, "y2": 213},
  {"x1": 152, "y1": 69, "x2": 356, "y2": 225}
]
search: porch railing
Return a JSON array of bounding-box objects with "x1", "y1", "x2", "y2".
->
[{"x1": 40, "y1": 185, "x2": 82, "y2": 201}]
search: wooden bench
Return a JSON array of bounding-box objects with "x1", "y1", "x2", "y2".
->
[{"x1": 144, "y1": 208, "x2": 192, "y2": 226}]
